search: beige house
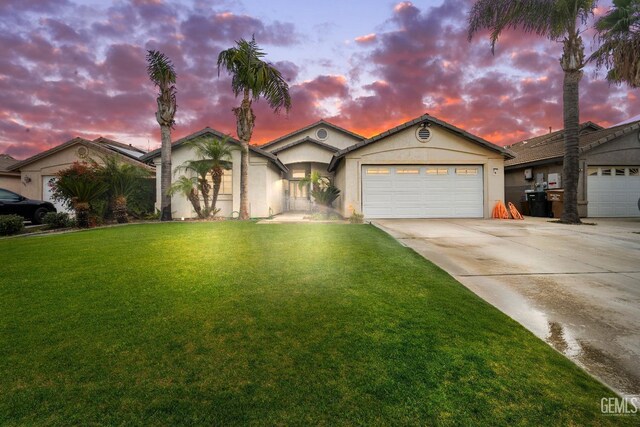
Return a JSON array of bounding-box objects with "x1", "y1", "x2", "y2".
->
[
  {"x1": 329, "y1": 114, "x2": 513, "y2": 218},
  {"x1": 149, "y1": 115, "x2": 512, "y2": 219},
  {"x1": 7, "y1": 137, "x2": 152, "y2": 211}
]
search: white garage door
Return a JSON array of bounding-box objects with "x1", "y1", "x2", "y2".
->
[
  {"x1": 587, "y1": 166, "x2": 640, "y2": 217},
  {"x1": 362, "y1": 165, "x2": 484, "y2": 218},
  {"x1": 43, "y1": 176, "x2": 71, "y2": 214}
]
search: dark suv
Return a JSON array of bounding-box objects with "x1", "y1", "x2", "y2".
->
[{"x1": 0, "y1": 188, "x2": 57, "y2": 224}]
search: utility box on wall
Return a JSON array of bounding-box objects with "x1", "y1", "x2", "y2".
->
[{"x1": 548, "y1": 173, "x2": 561, "y2": 189}]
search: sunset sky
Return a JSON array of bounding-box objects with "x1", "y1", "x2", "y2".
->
[{"x1": 1, "y1": 0, "x2": 637, "y2": 159}]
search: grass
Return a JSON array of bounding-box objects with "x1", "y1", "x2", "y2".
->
[{"x1": 0, "y1": 222, "x2": 631, "y2": 425}]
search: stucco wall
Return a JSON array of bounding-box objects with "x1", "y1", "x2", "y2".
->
[
  {"x1": 0, "y1": 174, "x2": 21, "y2": 193},
  {"x1": 333, "y1": 125, "x2": 506, "y2": 218},
  {"x1": 262, "y1": 124, "x2": 362, "y2": 152},
  {"x1": 274, "y1": 142, "x2": 335, "y2": 166}
]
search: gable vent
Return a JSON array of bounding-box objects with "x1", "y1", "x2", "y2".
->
[
  {"x1": 316, "y1": 128, "x2": 328, "y2": 140},
  {"x1": 416, "y1": 126, "x2": 432, "y2": 142}
]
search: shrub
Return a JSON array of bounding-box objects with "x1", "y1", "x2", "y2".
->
[
  {"x1": 43, "y1": 212, "x2": 74, "y2": 229},
  {"x1": 0, "y1": 215, "x2": 25, "y2": 236},
  {"x1": 349, "y1": 212, "x2": 365, "y2": 224}
]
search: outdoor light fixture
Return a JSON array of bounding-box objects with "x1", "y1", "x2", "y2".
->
[
  {"x1": 22, "y1": 176, "x2": 31, "y2": 184},
  {"x1": 493, "y1": 167, "x2": 499, "y2": 175}
]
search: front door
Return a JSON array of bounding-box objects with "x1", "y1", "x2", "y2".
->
[{"x1": 288, "y1": 180, "x2": 311, "y2": 211}]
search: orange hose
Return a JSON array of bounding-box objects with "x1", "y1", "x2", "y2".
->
[
  {"x1": 508, "y1": 202, "x2": 524, "y2": 220},
  {"x1": 492, "y1": 201, "x2": 510, "y2": 219}
]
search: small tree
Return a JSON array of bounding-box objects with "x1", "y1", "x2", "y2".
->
[
  {"x1": 187, "y1": 136, "x2": 233, "y2": 213},
  {"x1": 97, "y1": 155, "x2": 150, "y2": 223},
  {"x1": 174, "y1": 160, "x2": 213, "y2": 217},
  {"x1": 299, "y1": 171, "x2": 341, "y2": 213},
  {"x1": 52, "y1": 162, "x2": 108, "y2": 227},
  {"x1": 168, "y1": 176, "x2": 202, "y2": 218}
]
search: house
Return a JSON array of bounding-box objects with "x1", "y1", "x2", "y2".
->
[
  {"x1": 505, "y1": 120, "x2": 640, "y2": 217},
  {"x1": 6, "y1": 137, "x2": 153, "y2": 211},
  {"x1": 0, "y1": 154, "x2": 21, "y2": 193},
  {"x1": 146, "y1": 114, "x2": 513, "y2": 219}
]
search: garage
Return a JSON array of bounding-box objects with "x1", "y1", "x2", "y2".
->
[
  {"x1": 362, "y1": 165, "x2": 484, "y2": 218},
  {"x1": 587, "y1": 166, "x2": 640, "y2": 217}
]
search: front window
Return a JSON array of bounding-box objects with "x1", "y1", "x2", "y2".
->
[
  {"x1": 220, "y1": 169, "x2": 232, "y2": 194},
  {"x1": 292, "y1": 170, "x2": 306, "y2": 179}
]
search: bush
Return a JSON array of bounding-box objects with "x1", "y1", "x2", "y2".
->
[
  {"x1": 349, "y1": 212, "x2": 365, "y2": 224},
  {"x1": 0, "y1": 215, "x2": 25, "y2": 236},
  {"x1": 43, "y1": 212, "x2": 74, "y2": 229}
]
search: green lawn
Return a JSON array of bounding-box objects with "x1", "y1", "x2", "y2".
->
[{"x1": 0, "y1": 222, "x2": 629, "y2": 425}]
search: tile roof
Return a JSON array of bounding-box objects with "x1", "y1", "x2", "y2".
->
[
  {"x1": 9, "y1": 137, "x2": 154, "y2": 172},
  {"x1": 259, "y1": 119, "x2": 364, "y2": 149},
  {"x1": 270, "y1": 136, "x2": 339, "y2": 154},
  {"x1": 0, "y1": 154, "x2": 18, "y2": 172},
  {"x1": 504, "y1": 121, "x2": 640, "y2": 168},
  {"x1": 139, "y1": 127, "x2": 288, "y2": 173},
  {"x1": 328, "y1": 113, "x2": 514, "y2": 172}
]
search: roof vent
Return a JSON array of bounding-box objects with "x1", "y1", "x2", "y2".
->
[
  {"x1": 416, "y1": 125, "x2": 432, "y2": 143},
  {"x1": 316, "y1": 128, "x2": 328, "y2": 141}
]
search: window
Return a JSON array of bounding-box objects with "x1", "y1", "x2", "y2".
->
[
  {"x1": 615, "y1": 168, "x2": 625, "y2": 176},
  {"x1": 629, "y1": 168, "x2": 639, "y2": 176},
  {"x1": 587, "y1": 167, "x2": 598, "y2": 176},
  {"x1": 455, "y1": 167, "x2": 478, "y2": 175},
  {"x1": 396, "y1": 168, "x2": 419, "y2": 174},
  {"x1": 366, "y1": 167, "x2": 390, "y2": 175},
  {"x1": 220, "y1": 169, "x2": 232, "y2": 194},
  {"x1": 290, "y1": 181, "x2": 308, "y2": 198},
  {"x1": 601, "y1": 168, "x2": 611, "y2": 176},
  {"x1": 292, "y1": 170, "x2": 306, "y2": 179},
  {"x1": 0, "y1": 189, "x2": 20, "y2": 201},
  {"x1": 426, "y1": 168, "x2": 448, "y2": 175}
]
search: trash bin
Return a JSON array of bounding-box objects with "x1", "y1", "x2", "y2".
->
[
  {"x1": 526, "y1": 191, "x2": 549, "y2": 217},
  {"x1": 546, "y1": 189, "x2": 564, "y2": 218}
]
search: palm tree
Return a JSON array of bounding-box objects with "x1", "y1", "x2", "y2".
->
[
  {"x1": 217, "y1": 37, "x2": 291, "y2": 220},
  {"x1": 468, "y1": 0, "x2": 597, "y2": 224},
  {"x1": 146, "y1": 50, "x2": 177, "y2": 221},
  {"x1": 97, "y1": 155, "x2": 150, "y2": 223},
  {"x1": 175, "y1": 160, "x2": 213, "y2": 216},
  {"x1": 167, "y1": 176, "x2": 202, "y2": 218},
  {"x1": 188, "y1": 137, "x2": 234, "y2": 213},
  {"x1": 591, "y1": 0, "x2": 640, "y2": 87}
]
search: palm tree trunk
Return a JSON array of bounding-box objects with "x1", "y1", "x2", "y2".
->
[
  {"x1": 560, "y1": 33, "x2": 584, "y2": 224},
  {"x1": 234, "y1": 91, "x2": 255, "y2": 220},
  {"x1": 188, "y1": 189, "x2": 203, "y2": 218},
  {"x1": 160, "y1": 124, "x2": 172, "y2": 221},
  {"x1": 211, "y1": 168, "x2": 222, "y2": 213},
  {"x1": 200, "y1": 178, "x2": 211, "y2": 216}
]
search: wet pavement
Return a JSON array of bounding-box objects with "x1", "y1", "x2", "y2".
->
[{"x1": 375, "y1": 217, "x2": 640, "y2": 396}]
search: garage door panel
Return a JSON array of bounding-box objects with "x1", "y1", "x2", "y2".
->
[
  {"x1": 588, "y1": 167, "x2": 640, "y2": 217},
  {"x1": 362, "y1": 165, "x2": 484, "y2": 218}
]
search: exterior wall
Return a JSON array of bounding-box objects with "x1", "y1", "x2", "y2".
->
[
  {"x1": 0, "y1": 174, "x2": 21, "y2": 193},
  {"x1": 333, "y1": 161, "x2": 346, "y2": 215},
  {"x1": 262, "y1": 124, "x2": 361, "y2": 152},
  {"x1": 275, "y1": 142, "x2": 335, "y2": 166},
  {"x1": 334, "y1": 125, "x2": 505, "y2": 219},
  {"x1": 505, "y1": 131, "x2": 640, "y2": 217}
]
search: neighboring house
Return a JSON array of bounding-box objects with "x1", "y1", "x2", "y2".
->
[
  {"x1": 505, "y1": 120, "x2": 640, "y2": 217},
  {"x1": 0, "y1": 154, "x2": 21, "y2": 193},
  {"x1": 146, "y1": 114, "x2": 513, "y2": 219},
  {"x1": 7, "y1": 137, "x2": 152, "y2": 212}
]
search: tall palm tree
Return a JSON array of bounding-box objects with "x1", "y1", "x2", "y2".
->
[
  {"x1": 146, "y1": 50, "x2": 177, "y2": 221},
  {"x1": 217, "y1": 37, "x2": 291, "y2": 220},
  {"x1": 591, "y1": 0, "x2": 640, "y2": 87},
  {"x1": 468, "y1": 0, "x2": 597, "y2": 224},
  {"x1": 188, "y1": 137, "x2": 234, "y2": 213}
]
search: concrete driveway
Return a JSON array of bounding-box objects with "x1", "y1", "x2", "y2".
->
[{"x1": 375, "y1": 217, "x2": 640, "y2": 396}]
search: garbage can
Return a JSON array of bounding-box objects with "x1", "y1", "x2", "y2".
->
[
  {"x1": 546, "y1": 189, "x2": 564, "y2": 218},
  {"x1": 526, "y1": 191, "x2": 549, "y2": 217}
]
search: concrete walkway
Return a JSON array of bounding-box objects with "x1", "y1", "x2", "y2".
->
[{"x1": 375, "y1": 217, "x2": 640, "y2": 396}]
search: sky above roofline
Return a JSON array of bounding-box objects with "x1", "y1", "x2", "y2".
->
[{"x1": 0, "y1": 0, "x2": 637, "y2": 159}]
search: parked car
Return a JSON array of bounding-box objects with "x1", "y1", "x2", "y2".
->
[{"x1": 0, "y1": 188, "x2": 56, "y2": 224}]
